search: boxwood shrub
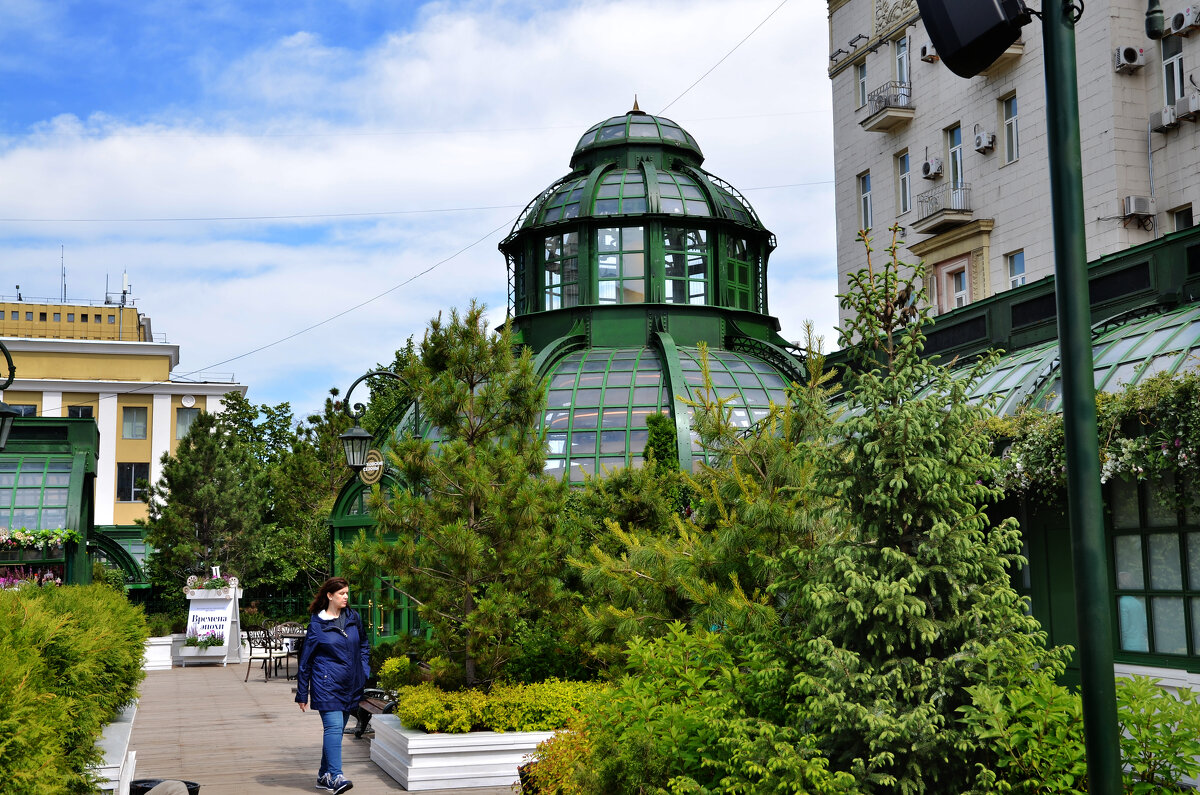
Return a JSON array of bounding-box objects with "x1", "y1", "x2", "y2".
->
[
  {"x1": 0, "y1": 584, "x2": 149, "y2": 794},
  {"x1": 386, "y1": 676, "x2": 605, "y2": 734}
]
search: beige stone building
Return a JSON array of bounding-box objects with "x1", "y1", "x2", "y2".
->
[{"x1": 827, "y1": 0, "x2": 1199, "y2": 322}]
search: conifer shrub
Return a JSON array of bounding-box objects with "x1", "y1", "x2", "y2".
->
[{"x1": 0, "y1": 584, "x2": 148, "y2": 794}]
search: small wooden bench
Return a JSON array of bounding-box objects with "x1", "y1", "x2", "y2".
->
[{"x1": 353, "y1": 689, "x2": 397, "y2": 738}]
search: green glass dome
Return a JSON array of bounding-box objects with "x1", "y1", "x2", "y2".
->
[{"x1": 570, "y1": 111, "x2": 703, "y2": 169}]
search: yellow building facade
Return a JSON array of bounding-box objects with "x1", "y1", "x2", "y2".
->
[{"x1": 0, "y1": 298, "x2": 247, "y2": 535}]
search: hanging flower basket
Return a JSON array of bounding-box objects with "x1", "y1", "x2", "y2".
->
[{"x1": 0, "y1": 526, "x2": 81, "y2": 551}]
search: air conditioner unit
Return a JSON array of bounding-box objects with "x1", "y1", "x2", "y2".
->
[
  {"x1": 1177, "y1": 93, "x2": 1200, "y2": 121},
  {"x1": 922, "y1": 158, "x2": 943, "y2": 179},
  {"x1": 1151, "y1": 104, "x2": 1180, "y2": 132},
  {"x1": 974, "y1": 132, "x2": 996, "y2": 153},
  {"x1": 1123, "y1": 195, "x2": 1156, "y2": 217},
  {"x1": 1113, "y1": 45, "x2": 1145, "y2": 73},
  {"x1": 920, "y1": 43, "x2": 939, "y2": 62},
  {"x1": 1170, "y1": 6, "x2": 1200, "y2": 34}
]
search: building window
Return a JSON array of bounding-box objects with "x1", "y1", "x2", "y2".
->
[
  {"x1": 9, "y1": 311, "x2": 15, "y2": 320},
  {"x1": 107, "y1": 314, "x2": 115, "y2": 324},
  {"x1": 1003, "y1": 94, "x2": 1019, "y2": 164},
  {"x1": 39, "y1": 312, "x2": 46, "y2": 322},
  {"x1": 67, "y1": 405, "x2": 93, "y2": 419},
  {"x1": 935, "y1": 256, "x2": 971, "y2": 312},
  {"x1": 947, "y1": 125, "x2": 964, "y2": 188},
  {"x1": 1175, "y1": 206, "x2": 1194, "y2": 231},
  {"x1": 1007, "y1": 250, "x2": 1026, "y2": 289},
  {"x1": 895, "y1": 36, "x2": 909, "y2": 84},
  {"x1": 896, "y1": 152, "x2": 911, "y2": 215},
  {"x1": 663, "y1": 228, "x2": 708, "y2": 305},
  {"x1": 67, "y1": 313, "x2": 74, "y2": 322},
  {"x1": 116, "y1": 462, "x2": 150, "y2": 502},
  {"x1": 726, "y1": 238, "x2": 757, "y2": 311},
  {"x1": 858, "y1": 172, "x2": 873, "y2": 232},
  {"x1": 176, "y1": 407, "x2": 200, "y2": 439},
  {"x1": 52, "y1": 312, "x2": 61, "y2": 322},
  {"x1": 10, "y1": 404, "x2": 37, "y2": 417},
  {"x1": 94, "y1": 314, "x2": 101, "y2": 323},
  {"x1": 1164, "y1": 36, "x2": 1184, "y2": 106},
  {"x1": 122, "y1": 406, "x2": 148, "y2": 439},
  {"x1": 855, "y1": 62, "x2": 867, "y2": 107},
  {"x1": 80, "y1": 313, "x2": 88, "y2": 323},
  {"x1": 544, "y1": 232, "x2": 580, "y2": 310},
  {"x1": 597, "y1": 227, "x2": 646, "y2": 304},
  {"x1": 1110, "y1": 475, "x2": 1198, "y2": 657},
  {"x1": 25, "y1": 312, "x2": 32, "y2": 321}
]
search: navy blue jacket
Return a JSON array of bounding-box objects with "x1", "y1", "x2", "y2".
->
[{"x1": 295, "y1": 608, "x2": 370, "y2": 711}]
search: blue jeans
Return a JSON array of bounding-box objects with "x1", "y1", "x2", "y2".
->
[{"x1": 319, "y1": 710, "x2": 351, "y2": 779}]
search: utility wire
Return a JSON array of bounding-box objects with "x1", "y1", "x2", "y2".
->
[
  {"x1": 658, "y1": 0, "x2": 791, "y2": 115},
  {"x1": 0, "y1": 204, "x2": 521, "y2": 224}
]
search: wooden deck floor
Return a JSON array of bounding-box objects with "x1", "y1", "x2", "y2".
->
[{"x1": 129, "y1": 662, "x2": 517, "y2": 795}]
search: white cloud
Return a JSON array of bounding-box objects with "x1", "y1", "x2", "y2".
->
[{"x1": 0, "y1": 0, "x2": 837, "y2": 417}]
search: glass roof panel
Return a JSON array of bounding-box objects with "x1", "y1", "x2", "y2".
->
[{"x1": 0, "y1": 455, "x2": 76, "y2": 534}]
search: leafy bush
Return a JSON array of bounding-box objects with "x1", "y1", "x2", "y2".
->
[
  {"x1": 377, "y1": 656, "x2": 422, "y2": 691},
  {"x1": 91, "y1": 560, "x2": 127, "y2": 591},
  {"x1": 524, "y1": 725, "x2": 590, "y2": 795},
  {"x1": 144, "y1": 612, "x2": 175, "y2": 638},
  {"x1": 960, "y1": 671, "x2": 1200, "y2": 794},
  {"x1": 389, "y1": 679, "x2": 603, "y2": 734},
  {"x1": 506, "y1": 617, "x2": 594, "y2": 684},
  {"x1": 0, "y1": 584, "x2": 148, "y2": 794}
]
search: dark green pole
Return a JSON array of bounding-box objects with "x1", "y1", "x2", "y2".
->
[{"x1": 1042, "y1": 2, "x2": 1122, "y2": 791}]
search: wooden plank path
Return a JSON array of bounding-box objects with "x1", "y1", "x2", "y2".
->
[{"x1": 129, "y1": 662, "x2": 517, "y2": 795}]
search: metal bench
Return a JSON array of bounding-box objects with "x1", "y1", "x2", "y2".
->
[{"x1": 352, "y1": 688, "x2": 397, "y2": 738}]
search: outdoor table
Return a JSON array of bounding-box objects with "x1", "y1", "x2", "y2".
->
[{"x1": 280, "y1": 631, "x2": 306, "y2": 679}]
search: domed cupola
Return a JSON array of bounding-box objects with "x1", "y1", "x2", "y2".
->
[{"x1": 488, "y1": 105, "x2": 805, "y2": 479}]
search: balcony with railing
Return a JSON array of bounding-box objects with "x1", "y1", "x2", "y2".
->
[
  {"x1": 860, "y1": 81, "x2": 914, "y2": 132},
  {"x1": 912, "y1": 182, "x2": 973, "y2": 235}
]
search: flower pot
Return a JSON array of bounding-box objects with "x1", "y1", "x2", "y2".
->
[{"x1": 143, "y1": 636, "x2": 174, "y2": 671}]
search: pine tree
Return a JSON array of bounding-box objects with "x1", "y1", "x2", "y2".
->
[{"x1": 341, "y1": 302, "x2": 570, "y2": 686}]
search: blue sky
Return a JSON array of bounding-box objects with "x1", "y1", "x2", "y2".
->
[{"x1": 0, "y1": 0, "x2": 836, "y2": 417}]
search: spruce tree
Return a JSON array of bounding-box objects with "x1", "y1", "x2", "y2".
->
[
  {"x1": 341, "y1": 302, "x2": 570, "y2": 686},
  {"x1": 769, "y1": 232, "x2": 1065, "y2": 793}
]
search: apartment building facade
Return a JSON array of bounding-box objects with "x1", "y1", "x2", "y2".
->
[{"x1": 827, "y1": 0, "x2": 1199, "y2": 322}]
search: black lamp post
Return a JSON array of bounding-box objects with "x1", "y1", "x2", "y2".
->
[
  {"x1": 0, "y1": 340, "x2": 17, "y2": 451},
  {"x1": 338, "y1": 369, "x2": 418, "y2": 473}
]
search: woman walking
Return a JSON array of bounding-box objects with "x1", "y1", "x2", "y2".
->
[{"x1": 296, "y1": 577, "x2": 369, "y2": 794}]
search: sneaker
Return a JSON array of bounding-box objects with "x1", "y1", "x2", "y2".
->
[
  {"x1": 329, "y1": 775, "x2": 353, "y2": 794},
  {"x1": 316, "y1": 772, "x2": 331, "y2": 790}
]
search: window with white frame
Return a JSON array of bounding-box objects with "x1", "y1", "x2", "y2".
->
[
  {"x1": 896, "y1": 152, "x2": 911, "y2": 215},
  {"x1": 947, "y1": 124, "x2": 964, "y2": 188},
  {"x1": 895, "y1": 36, "x2": 909, "y2": 84},
  {"x1": 1163, "y1": 36, "x2": 1184, "y2": 106},
  {"x1": 934, "y1": 256, "x2": 970, "y2": 313},
  {"x1": 1003, "y1": 94, "x2": 1019, "y2": 164},
  {"x1": 858, "y1": 172, "x2": 872, "y2": 231},
  {"x1": 856, "y1": 62, "x2": 867, "y2": 107},
  {"x1": 1007, "y1": 250, "x2": 1026, "y2": 289}
]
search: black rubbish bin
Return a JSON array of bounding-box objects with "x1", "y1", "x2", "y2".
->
[{"x1": 130, "y1": 779, "x2": 201, "y2": 795}]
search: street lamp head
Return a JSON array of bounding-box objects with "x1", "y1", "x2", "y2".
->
[{"x1": 339, "y1": 424, "x2": 374, "y2": 472}]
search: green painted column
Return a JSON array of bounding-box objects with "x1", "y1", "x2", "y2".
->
[{"x1": 1041, "y1": 3, "x2": 1122, "y2": 791}]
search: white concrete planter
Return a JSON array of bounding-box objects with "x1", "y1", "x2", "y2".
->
[
  {"x1": 370, "y1": 714, "x2": 554, "y2": 791},
  {"x1": 142, "y1": 636, "x2": 173, "y2": 672},
  {"x1": 169, "y1": 632, "x2": 187, "y2": 667},
  {"x1": 93, "y1": 701, "x2": 137, "y2": 795}
]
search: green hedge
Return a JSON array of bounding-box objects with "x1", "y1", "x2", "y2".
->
[
  {"x1": 388, "y1": 678, "x2": 605, "y2": 734},
  {"x1": 0, "y1": 584, "x2": 149, "y2": 794}
]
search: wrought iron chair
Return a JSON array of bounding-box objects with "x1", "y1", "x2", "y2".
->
[
  {"x1": 273, "y1": 621, "x2": 305, "y2": 679},
  {"x1": 244, "y1": 625, "x2": 277, "y2": 682}
]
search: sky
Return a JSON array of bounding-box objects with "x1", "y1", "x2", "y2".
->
[{"x1": 0, "y1": 0, "x2": 837, "y2": 418}]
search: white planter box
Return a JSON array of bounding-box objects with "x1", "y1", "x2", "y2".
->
[
  {"x1": 142, "y1": 636, "x2": 173, "y2": 672},
  {"x1": 370, "y1": 714, "x2": 553, "y2": 791},
  {"x1": 93, "y1": 701, "x2": 137, "y2": 794},
  {"x1": 178, "y1": 645, "x2": 230, "y2": 666}
]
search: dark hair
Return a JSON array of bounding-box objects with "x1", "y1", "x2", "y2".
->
[{"x1": 308, "y1": 577, "x2": 350, "y2": 615}]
